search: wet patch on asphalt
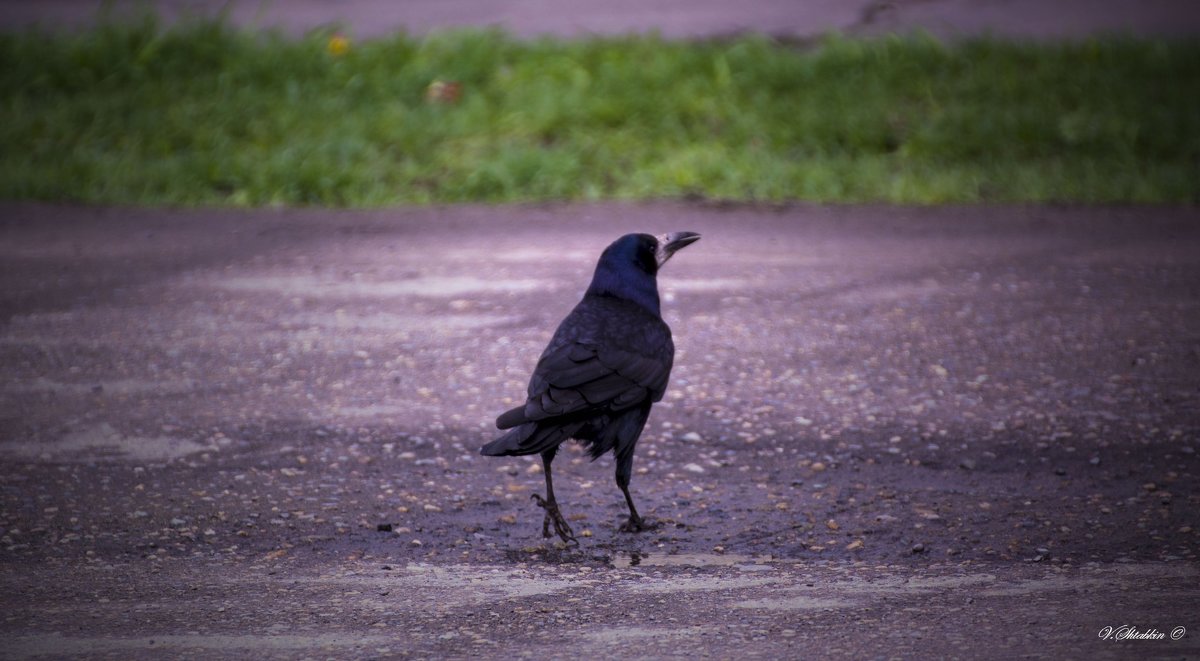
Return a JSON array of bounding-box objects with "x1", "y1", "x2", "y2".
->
[{"x1": 2, "y1": 558, "x2": 1195, "y2": 659}]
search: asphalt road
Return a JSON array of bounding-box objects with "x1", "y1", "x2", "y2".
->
[{"x1": 1, "y1": 201, "x2": 1198, "y2": 658}]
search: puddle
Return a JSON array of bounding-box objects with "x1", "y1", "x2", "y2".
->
[
  {"x1": 662, "y1": 278, "x2": 756, "y2": 293},
  {"x1": 285, "y1": 311, "x2": 521, "y2": 332},
  {"x1": 322, "y1": 403, "x2": 440, "y2": 419},
  {"x1": 844, "y1": 279, "x2": 945, "y2": 305},
  {"x1": 447, "y1": 248, "x2": 591, "y2": 263},
  {"x1": 213, "y1": 275, "x2": 549, "y2": 298},
  {"x1": 734, "y1": 594, "x2": 857, "y2": 611},
  {"x1": 978, "y1": 564, "x2": 1198, "y2": 597},
  {"x1": 399, "y1": 563, "x2": 586, "y2": 600},
  {"x1": 611, "y1": 551, "x2": 773, "y2": 569},
  {"x1": 579, "y1": 625, "x2": 710, "y2": 644},
  {"x1": 4, "y1": 633, "x2": 398, "y2": 659},
  {"x1": 843, "y1": 574, "x2": 998, "y2": 594},
  {"x1": 292, "y1": 563, "x2": 585, "y2": 609},
  {"x1": 0, "y1": 424, "x2": 215, "y2": 463},
  {"x1": 731, "y1": 573, "x2": 999, "y2": 612},
  {"x1": 628, "y1": 575, "x2": 781, "y2": 594},
  {"x1": 3, "y1": 377, "x2": 195, "y2": 395}
]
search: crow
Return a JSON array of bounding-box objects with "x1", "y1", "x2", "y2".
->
[{"x1": 481, "y1": 231, "x2": 701, "y2": 544}]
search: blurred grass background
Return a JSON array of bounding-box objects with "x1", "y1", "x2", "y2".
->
[{"x1": 1, "y1": 15, "x2": 1198, "y2": 206}]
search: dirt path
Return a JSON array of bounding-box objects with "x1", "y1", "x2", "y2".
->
[
  {"x1": 4, "y1": 0, "x2": 1200, "y2": 39},
  {"x1": 1, "y1": 202, "x2": 1198, "y2": 657}
]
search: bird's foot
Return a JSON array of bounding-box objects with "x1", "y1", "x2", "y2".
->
[
  {"x1": 619, "y1": 515, "x2": 651, "y2": 533},
  {"x1": 530, "y1": 494, "x2": 577, "y2": 545}
]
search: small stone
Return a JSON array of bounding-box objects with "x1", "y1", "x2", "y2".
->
[
  {"x1": 683, "y1": 463, "x2": 706, "y2": 474},
  {"x1": 960, "y1": 459, "x2": 976, "y2": 471},
  {"x1": 1054, "y1": 467, "x2": 1067, "y2": 476},
  {"x1": 825, "y1": 519, "x2": 840, "y2": 531},
  {"x1": 681, "y1": 432, "x2": 702, "y2": 442},
  {"x1": 845, "y1": 539, "x2": 863, "y2": 551},
  {"x1": 1142, "y1": 483, "x2": 1157, "y2": 492},
  {"x1": 911, "y1": 543, "x2": 926, "y2": 554},
  {"x1": 810, "y1": 462, "x2": 827, "y2": 472}
]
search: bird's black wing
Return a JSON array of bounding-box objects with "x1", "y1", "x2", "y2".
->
[{"x1": 499, "y1": 296, "x2": 673, "y2": 428}]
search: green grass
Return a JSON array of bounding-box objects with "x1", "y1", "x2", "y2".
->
[{"x1": 1, "y1": 15, "x2": 1198, "y2": 205}]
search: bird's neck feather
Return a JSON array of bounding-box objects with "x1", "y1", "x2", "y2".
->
[{"x1": 585, "y1": 263, "x2": 661, "y2": 315}]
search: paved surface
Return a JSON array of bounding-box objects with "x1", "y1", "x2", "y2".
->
[
  {"x1": 1, "y1": 202, "x2": 1198, "y2": 658},
  {"x1": 4, "y1": 0, "x2": 1200, "y2": 39}
]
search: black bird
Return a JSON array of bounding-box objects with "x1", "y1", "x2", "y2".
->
[{"x1": 480, "y1": 231, "x2": 701, "y2": 543}]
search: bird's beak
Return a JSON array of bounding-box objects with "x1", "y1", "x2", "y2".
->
[{"x1": 655, "y1": 231, "x2": 701, "y2": 268}]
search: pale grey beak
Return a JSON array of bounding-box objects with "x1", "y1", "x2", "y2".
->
[{"x1": 655, "y1": 231, "x2": 701, "y2": 268}]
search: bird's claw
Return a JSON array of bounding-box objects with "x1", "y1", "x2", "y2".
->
[
  {"x1": 531, "y1": 493, "x2": 577, "y2": 545},
  {"x1": 619, "y1": 516, "x2": 649, "y2": 533}
]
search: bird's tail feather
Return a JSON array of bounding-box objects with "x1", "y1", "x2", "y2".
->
[
  {"x1": 495, "y1": 406, "x2": 527, "y2": 430},
  {"x1": 479, "y1": 421, "x2": 582, "y2": 457}
]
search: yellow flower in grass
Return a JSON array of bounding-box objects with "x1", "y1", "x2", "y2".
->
[{"x1": 327, "y1": 34, "x2": 350, "y2": 57}]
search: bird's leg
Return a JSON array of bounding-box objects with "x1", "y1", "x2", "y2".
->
[
  {"x1": 615, "y1": 453, "x2": 647, "y2": 532},
  {"x1": 531, "y1": 448, "x2": 576, "y2": 544},
  {"x1": 618, "y1": 481, "x2": 645, "y2": 532}
]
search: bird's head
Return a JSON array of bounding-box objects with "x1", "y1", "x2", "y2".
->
[
  {"x1": 599, "y1": 232, "x2": 702, "y2": 275},
  {"x1": 587, "y1": 231, "x2": 701, "y2": 313}
]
